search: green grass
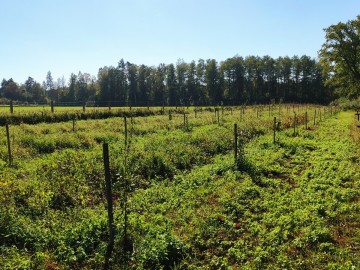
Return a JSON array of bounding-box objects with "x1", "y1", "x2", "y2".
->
[
  {"x1": 0, "y1": 105, "x2": 357, "y2": 269},
  {"x1": 119, "y1": 111, "x2": 359, "y2": 269}
]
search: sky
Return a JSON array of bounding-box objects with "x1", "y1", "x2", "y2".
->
[{"x1": 1, "y1": 0, "x2": 359, "y2": 84}]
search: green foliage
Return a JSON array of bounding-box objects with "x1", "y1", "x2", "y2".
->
[
  {"x1": 136, "y1": 231, "x2": 185, "y2": 269},
  {"x1": 54, "y1": 217, "x2": 108, "y2": 267},
  {"x1": 0, "y1": 107, "x2": 358, "y2": 269},
  {"x1": 319, "y1": 15, "x2": 360, "y2": 99},
  {"x1": 2, "y1": 50, "x2": 332, "y2": 108},
  {"x1": 0, "y1": 107, "x2": 159, "y2": 126},
  {"x1": 0, "y1": 208, "x2": 45, "y2": 252},
  {"x1": 332, "y1": 96, "x2": 360, "y2": 110}
]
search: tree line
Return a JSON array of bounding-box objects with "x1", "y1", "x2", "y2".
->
[
  {"x1": 319, "y1": 15, "x2": 360, "y2": 99},
  {"x1": 1, "y1": 55, "x2": 334, "y2": 106}
]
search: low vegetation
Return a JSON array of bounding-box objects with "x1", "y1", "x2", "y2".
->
[{"x1": 0, "y1": 105, "x2": 358, "y2": 269}]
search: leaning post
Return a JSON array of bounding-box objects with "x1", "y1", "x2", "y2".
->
[{"x1": 6, "y1": 124, "x2": 12, "y2": 166}]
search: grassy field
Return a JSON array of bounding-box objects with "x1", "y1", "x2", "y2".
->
[
  {"x1": 0, "y1": 105, "x2": 194, "y2": 114},
  {"x1": 0, "y1": 105, "x2": 358, "y2": 269}
]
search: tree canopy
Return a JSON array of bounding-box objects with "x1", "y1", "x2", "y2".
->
[
  {"x1": 0, "y1": 55, "x2": 332, "y2": 106},
  {"x1": 319, "y1": 15, "x2": 360, "y2": 99}
]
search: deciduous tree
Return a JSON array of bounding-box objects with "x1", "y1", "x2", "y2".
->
[{"x1": 319, "y1": 16, "x2": 360, "y2": 98}]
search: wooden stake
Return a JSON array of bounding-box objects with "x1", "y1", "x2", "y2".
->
[
  {"x1": 103, "y1": 143, "x2": 115, "y2": 270},
  {"x1": 273, "y1": 117, "x2": 276, "y2": 144},
  {"x1": 6, "y1": 124, "x2": 12, "y2": 166},
  {"x1": 10, "y1": 100, "x2": 13, "y2": 114},
  {"x1": 234, "y1": 123, "x2": 238, "y2": 162},
  {"x1": 124, "y1": 116, "x2": 128, "y2": 147}
]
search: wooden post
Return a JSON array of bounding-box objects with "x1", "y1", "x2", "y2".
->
[
  {"x1": 51, "y1": 100, "x2": 54, "y2": 113},
  {"x1": 314, "y1": 110, "x2": 316, "y2": 125},
  {"x1": 124, "y1": 116, "x2": 128, "y2": 148},
  {"x1": 6, "y1": 124, "x2": 12, "y2": 166},
  {"x1": 103, "y1": 143, "x2": 115, "y2": 270},
  {"x1": 195, "y1": 108, "x2": 197, "y2": 118},
  {"x1": 83, "y1": 103, "x2": 86, "y2": 112},
  {"x1": 278, "y1": 104, "x2": 281, "y2": 118},
  {"x1": 273, "y1": 117, "x2": 276, "y2": 144},
  {"x1": 293, "y1": 113, "x2": 297, "y2": 136},
  {"x1": 217, "y1": 109, "x2": 220, "y2": 125},
  {"x1": 234, "y1": 124, "x2": 238, "y2": 163},
  {"x1": 305, "y1": 111, "x2": 308, "y2": 130},
  {"x1": 168, "y1": 110, "x2": 172, "y2": 120},
  {"x1": 10, "y1": 100, "x2": 13, "y2": 114}
]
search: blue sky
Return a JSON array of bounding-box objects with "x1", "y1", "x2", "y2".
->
[{"x1": 1, "y1": 0, "x2": 359, "y2": 84}]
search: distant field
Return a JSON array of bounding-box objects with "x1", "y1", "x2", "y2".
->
[
  {"x1": 0, "y1": 105, "x2": 208, "y2": 116},
  {"x1": 0, "y1": 103, "x2": 323, "y2": 114},
  {"x1": 0, "y1": 105, "x2": 146, "y2": 113}
]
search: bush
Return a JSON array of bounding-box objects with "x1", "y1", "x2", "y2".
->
[{"x1": 138, "y1": 232, "x2": 185, "y2": 269}]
